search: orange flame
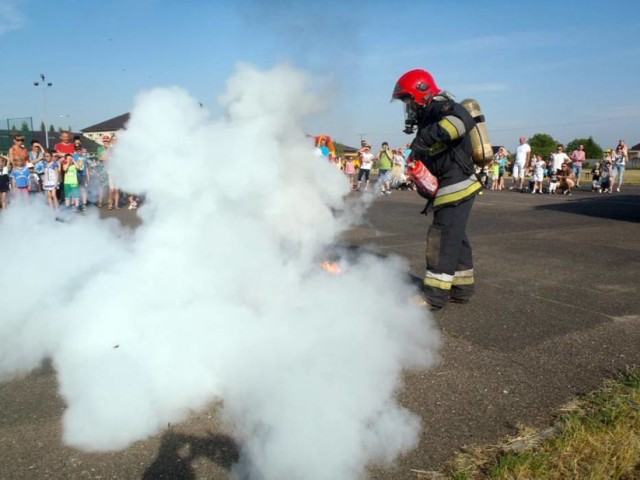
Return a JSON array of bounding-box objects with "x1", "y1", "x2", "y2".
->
[{"x1": 321, "y1": 261, "x2": 342, "y2": 275}]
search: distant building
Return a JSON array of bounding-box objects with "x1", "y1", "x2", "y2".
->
[
  {"x1": 81, "y1": 113, "x2": 130, "y2": 145},
  {"x1": 629, "y1": 142, "x2": 640, "y2": 167}
]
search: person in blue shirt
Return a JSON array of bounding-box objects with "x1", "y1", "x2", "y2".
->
[{"x1": 10, "y1": 164, "x2": 31, "y2": 199}]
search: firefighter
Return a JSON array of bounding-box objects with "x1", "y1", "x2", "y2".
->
[{"x1": 391, "y1": 69, "x2": 482, "y2": 310}]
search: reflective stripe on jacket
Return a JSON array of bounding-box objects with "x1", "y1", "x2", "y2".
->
[{"x1": 433, "y1": 175, "x2": 482, "y2": 208}]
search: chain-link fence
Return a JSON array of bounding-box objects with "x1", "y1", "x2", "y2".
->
[{"x1": 1, "y1": 117, "x2": 34, "y2": 154}]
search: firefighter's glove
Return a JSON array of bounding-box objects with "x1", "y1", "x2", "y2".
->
[{"x1": 410, "y1": 135, "x2": 431, "y2": 158}]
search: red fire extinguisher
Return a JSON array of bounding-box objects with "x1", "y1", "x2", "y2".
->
[{"x1": 407, "y1": 160, "x2": 438, "y2": 199}]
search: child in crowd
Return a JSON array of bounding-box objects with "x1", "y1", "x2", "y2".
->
[
  {"x1": 0, "y1": 157, "x2": 10, "y2": 210},
  {"x1": 42, "y1": 152, "x2": 60, "y2": 209},
  {"x1": 28, "y1": 140, "x2": 44, "y2": 167},
  {"x1": 548, "y1": 166, "x2": 559, "y2": 194},
  {"x1": 480, "y1": 164, "x2": 490, "y2": 189},
  {"x1": 87, "y1": 155, "x2": 107, "y2": 207},
  {"x1": 27, "y1": 163, "x2": 41, "y2": 198},
  {"x1": 490, "y1": 157, "x2": 499, "y2": 190},
  {"x1": 127, "y1": 194, "x2": 139, "y2": 210},
  {"x1": 74, "y1": 146, "x2": 89, "y2": 210},
  {"x1": 497, "y1": 149, "x2": 508, "y2": 190},
  {"x1": 591, "y1": 162, "x2": 602, "y2": 193},
  {"x1": 531, "y1": 155, "x2": 545, "y2": 194},
  {"x1": 601, "y1": 159, "x2": 613, "y2": 193},
  {"x1": 344, "y1": 156, "x2": 356, "y2": 190},
  {"x1": 9, "y1": 162, "x2": 30, "y2": 199},
  {"x1": 62, "y1": 154, "x2": 81, "y2": 211}
]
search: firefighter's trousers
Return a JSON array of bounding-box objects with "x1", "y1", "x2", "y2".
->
[{"x1": 423, "y1": 196, "x2": 475, "y2": 308}]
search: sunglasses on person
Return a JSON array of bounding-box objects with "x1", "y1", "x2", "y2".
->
[{"x1": 15, "y1": 138, "x2": 24, "y2": 142}]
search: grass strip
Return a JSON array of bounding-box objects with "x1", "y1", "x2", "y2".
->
[{"x1": 414, "y1": 367, "x2": 640, "y2": 479}]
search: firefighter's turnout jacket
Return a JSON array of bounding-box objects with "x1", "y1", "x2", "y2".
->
[
  {"x1": 410, "y1": 96, "x2": 481, "y2": 308},
  {"x1": 411, "y1": 97, "x2": 482, "y2": 209}
]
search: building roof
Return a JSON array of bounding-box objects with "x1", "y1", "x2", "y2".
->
[
  {"x1": 334, "y1": 142, "x2": 359, "y2": 154},
  {"x1": 82, "y1": 113, "x2": 130, "y2": 133},
  {"x1": 630, "y1": 142, "x2": 640, "y2": 151}
]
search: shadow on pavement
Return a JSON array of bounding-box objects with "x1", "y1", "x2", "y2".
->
[
  {"x1": 533, "y1": 194, "x2": 640, "y2": 222},
  {"x1": 142, "y1": 430, "x2": 240, "y2": 479}
]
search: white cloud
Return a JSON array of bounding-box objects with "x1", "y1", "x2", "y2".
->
[{"x1": 0, "y1": 1, "x2": 25, "y2": 35}]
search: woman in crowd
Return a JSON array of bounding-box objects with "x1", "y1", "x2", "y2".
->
[
  {"x1": 557, "y1": 162, "x2": 575, "y2": 195},
  {"x1": 612, "y1": 144, "x2": 627, "y2": 192}
]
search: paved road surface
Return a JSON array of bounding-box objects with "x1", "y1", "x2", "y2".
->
[{"x1": 1, "y1": 186, "x2": 639, "y2": 479}]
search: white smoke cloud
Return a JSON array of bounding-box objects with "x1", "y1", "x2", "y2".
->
[{"x1": 0, "y1": 63, "x2": 440, "y2": 479}]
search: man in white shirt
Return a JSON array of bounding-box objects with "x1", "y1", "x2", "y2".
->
[
  {"x1": 510, "y1": 137, "x2": 531, "y2": 191},
  {"x1": 552, "y1": 144, "x2": 570, "y2": 173}
]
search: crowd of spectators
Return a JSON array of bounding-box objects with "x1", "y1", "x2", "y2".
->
[
  {"x1": 4, "y1": 132, "x2": 630, "y2": 213},
  {"x1": 338, "y1": 140, "x2": 415, "y2": 194},
  {"x1": 323, "y1": 136, "x2": 632, "y2": 198},
  {"x1": 0, "y1": 131, "x2": 137, "y2": 213},
  {"x1": 482, "y1": 139, "x2": 630, "y2": 196}
]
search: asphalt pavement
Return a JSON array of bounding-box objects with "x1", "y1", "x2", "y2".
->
[{"x1": 1, "y1": 185, "x2": 639, "y2": 479}]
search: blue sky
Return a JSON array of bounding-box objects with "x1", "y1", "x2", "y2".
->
[{"x1": 2, "y1": 0, "x2": 639, "y2": 151}]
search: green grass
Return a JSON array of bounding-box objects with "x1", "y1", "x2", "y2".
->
[
  {"x1": 578, "y1": 168, "x2": 640, "y2": 186},
  {"x1": 415, "y1": 368, "x2": 640, "y2": 479}
]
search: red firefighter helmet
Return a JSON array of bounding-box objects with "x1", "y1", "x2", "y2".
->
[{"x1": 391, "y1": 69, "x2": 441, "y2": 106}]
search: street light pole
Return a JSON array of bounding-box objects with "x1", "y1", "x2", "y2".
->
[{"x1": 33, "y1": 73, "x2": 53, "y2": 149}]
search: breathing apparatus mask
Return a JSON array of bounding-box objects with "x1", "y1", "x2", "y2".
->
[{"x1": 402, "y1": 101, "x2": 419, "y2": 134}]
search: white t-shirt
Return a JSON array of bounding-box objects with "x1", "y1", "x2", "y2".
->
[
  {"x1": 515, "y1": 143, "x2": 530, "y2": 164},
  {"x1": 359, "y1": 152, "x2": 374, "y2": 170},
  {"x1": 552, "y1": 152, "x2": 570, "y2": 172}
]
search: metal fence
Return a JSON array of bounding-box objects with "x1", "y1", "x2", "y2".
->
[{"x1": 1, "y1": 117, "x2": 34, "y2": 155}]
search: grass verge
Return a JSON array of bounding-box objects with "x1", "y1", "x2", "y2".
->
[{"x1": 414, "y1": 367, "x2": 640, "y2": 479}]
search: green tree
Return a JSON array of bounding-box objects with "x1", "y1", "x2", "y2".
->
[
  {"x1": 529, "y1": 133, "x2": 560, "y2": 159},
  {"x1": 40, "y1": 121, "x2": 46, "y2": 132},
  {"x1": 20, "y1": 121, "x2": 30, "y2": 133},
  {"x1": 49, "y1": 124, "x2": 56, "y2": 133},
  {"x1": 566, "y1": 136, "x2": 603, "y2": 163}
]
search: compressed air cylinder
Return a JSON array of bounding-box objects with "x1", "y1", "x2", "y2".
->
[{"x1": 461, "y1": 98, "x2": 493, "y2": 166}]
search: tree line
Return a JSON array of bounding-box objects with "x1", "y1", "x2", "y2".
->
[
  {"x1": 523, "y1": 133, "x2": 603, "y2": 160},
  {"x1": 12, "y1": 120, "x2": 74, "y2": 134}
]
